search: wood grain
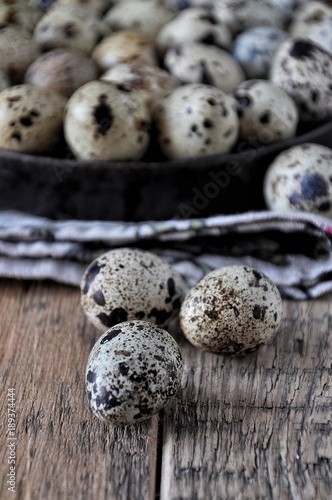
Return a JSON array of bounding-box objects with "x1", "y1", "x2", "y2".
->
[
  {"x1": 0, "y1": 280, "x2": 331, "y2": 500},
  {"x1": 161, "y1": 297, "x2": 332, "y2": 500},
  {"x1": 0, "y1": 280, "x2": 157, "y2": 500}
]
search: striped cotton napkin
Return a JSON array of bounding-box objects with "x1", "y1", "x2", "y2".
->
[{"x1": 0, "y1": 210, "x2": 331, "y2": 299}]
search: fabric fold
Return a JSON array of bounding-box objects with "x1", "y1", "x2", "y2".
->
[{"x1": 0, "y1": 210, "x2": 331, "y2": 299}]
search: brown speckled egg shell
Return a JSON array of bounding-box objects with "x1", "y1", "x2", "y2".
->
[
  {"x1": 0, "y1": 84, "x2": 66, "y2": 153},
  {"x1": 24, "y1": 48, "x2": 99, "y2": 97},
  {"x1": 153, "y1": 83, "x2": 239, "y2": 159},
  {"x1": 33, "y1": 4, "x2": 109, "y2": 54},
  {"x1": 0, "y1": 2, "x2": 42, "y2": 33},
  {"x1": 270, "y1": 37, "x2": 332, "y2": 122},
  {"x1": 80, "y1": 248, "x2": 185, "y2": 330},
  {"x1": 156, "y1": 7, "x2": 233, "y2": 56},
  {"x1": 100, "y1": 62, "x2": 180, "y2": 111},
  {"x1": 214, "y1": 0, "x2": 287, "y2": 34},
  {"x1": 289, "y1": 1, "x2": 332, "y2": 38},
  {"x1": 0, "y1": 26, "x2": 40, "y2": 83},
  {"x1": 91, "y1": 30, "x2": 158, "y2": 72},
  {"x1": 233, "y1": 79, "x2": 299, "y2": 144},
  {"x1": 85, "y1": 320, "x2": 183, "y2": 425},
  {"x1": 56, "y1": 0, "x2": 113, "y2": 14},
  {"x1": 104, "y1": 0, "x2": 174, "y2": 39},
  {"x1": 64, "y1": 80, "x2": 151, "y2": 160},
  {"x1": 263, "y1": 143, "x2": 332, "y2": 218},
  {"x1": 164, "y1": 42, "x2": 245, "y2": 93},
  {"x1": 180, "y1": 265, "x2": 283, "y2": 355}
]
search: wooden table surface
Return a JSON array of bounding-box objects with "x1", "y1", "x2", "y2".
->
[{"x1": 0, "y1": 278, "x2": 331, "y2": 500}]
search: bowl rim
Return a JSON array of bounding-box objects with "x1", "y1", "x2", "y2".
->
[{"x1": 0, "y1": 119, "x2": 331, "y2": 172}]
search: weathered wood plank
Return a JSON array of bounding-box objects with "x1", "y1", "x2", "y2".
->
[
  {"x1": 1, "y1": 279, "x2": 331, "y2": 500},
  {"x1": 161, "y1": 297, "x2": 332, "y2": 500},
  {"x1": 0, "y1": 280, "x2": 158, "y2": 500}
]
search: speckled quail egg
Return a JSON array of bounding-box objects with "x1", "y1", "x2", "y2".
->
[
  {"x1": 153, "y1": 83, "x2": 239, "y2": 159},
  {"x1": 64, "y1": 80, "x2": 151, "y2": 160},
  {"x1": 101, "y1": 62, "x2": 180, "y2": 111},
  {"x1": 232, "y1": 26, "x2": 288, "y2": 79},
  {"x1": 289, "y1": 1, "x2": 332, "y2": 38},
  {"x1": 0, "y1": 1, "x2": 42, "y2": 33},
  {"x1": 263, "y1": 143, "x2": 332, "y2": 218},
  {"x1": 85, "y1": 320, "x2": 183, "y2": 425},
  {"x1": 33, "y1": 4, "x2": 109, "y2": 54},
  {"x1": 0, "y1": 26, "x2": 39, "y2": 83},
  {"x1": 0, "y1": 84, "x2": 66, "y2": 153},
  {"x1": 55, "y1": 0, "x2": 113, "y2": 14},
  {"x1": 164, "y1": 42, "x2": 245, "y2": 93},
  {"x1": 80, "y1": 248, "x2": 184, "y2": 330},
  {"x1": 92, "y1": 30, "x2": 158, "y2": 72},
  {"x1": 180, "y1": 265, "x2": 283, "y2": 355},
  {"x1": 24, "y1": 48, "x2": 99, "y2": 97},
  {"x1": 214, "y1": 0, "x2": 287, "y2": 34},
  {"x1": 104, "y1": 0, "x2": 174, "y2": 39},
  {"x1": 269, "y1": 0, "x2": 309, "y2": 20},
  {"x1": 270, "y1": 37, "x2": 332, "y2": 122},
  {"x1": 306, "y1": 16, "x2": 332, "y2": 55},
  {"x1": 233, "y1": 80, "x2": 299, "y2": 145},
  {"x1": 156, "y1": 7, "x2": 233, "y2": 56}
]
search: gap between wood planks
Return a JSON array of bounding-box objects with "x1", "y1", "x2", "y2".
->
[{"x1": 0, "y1": 280, "x2": 331, "y2": 500}]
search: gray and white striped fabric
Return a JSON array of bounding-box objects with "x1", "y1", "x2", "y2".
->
[{"x1": 0, "y1": 210, "x2": 331, "y2": 299}]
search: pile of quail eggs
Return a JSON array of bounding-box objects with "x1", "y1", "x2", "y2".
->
[
  {"x1": 81, "y1": 247, "x2": 283, "y2": 425},
  {"x1": 0, "y1": 0, "x2": 331, "y2": 160}
]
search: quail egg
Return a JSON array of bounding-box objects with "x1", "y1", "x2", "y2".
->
[
  {"x1": 85, "y1": 320, "x2": 183, "y2": 425},
  {"x1": 306, "y1": 16, "x2": 332, "y2": 55},
  {"x1": 0, "y1": 26, "x2": 39, "y2": 84},
  {"x1": 233, "y1": 79, "x2": 299, "y2": 144},
  {"x1": 104, "y1": 0, "x2": 174, "y2": 39},
  {"x1": 269, "y1": 0, "x2": 309, "y2": 20},
  {"x1": 270, "y1": 37, "x2": 332, "y2": 122},
  {"x1": 153, "y1": 83, "x2": 239, "y2": 159},
  {"x1": 0, "y1": 1, "x2": 42, "y2": 33},
  {"x1": 263, "y1": 143, "x2": 332, "y2": 218},
  {"x1": 232, "y1": 26, "x2": 288, "y2": 79},
  {"x1": 180, "y1": 265, "x2": 283, "y2": 355},
  {"x1": 80, "y1": 248, "x2": 184, "y2": 330},
  {"x1": 24, "y1": 48, "x2": 99, "y2": 97},
  {"x1": 164, "y1": 42, "x2": 245, "y2": 93},
  {"x1": 55, "y1": 0, "x2": 113, "y2": 14},
  {"x1": 33, "y1": 4, "x2": 109, "y2": 54},
  {"x1": 0, "y1": 84, "x2": 66, "y2": 153},
  {"x1": 92, "y1": 30, "x2": 158, "y2": 72},
  {"x1": 64, "y1": 80, "x2": 151, "y2": 160},
  {"x1": 156, "y1": 7, "x2": 233, "y2": 56},
  {"x1": 214, "y1": 0, "x2": 287, "y2": 34},
  {"x1": 289, "y1": 1, "x2": 332, "y2": 38},
  {"x1": 101, "y1": 62, "x2": 180, "y2": 112}
]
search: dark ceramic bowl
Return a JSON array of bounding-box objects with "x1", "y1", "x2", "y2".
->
[{"x1": 0, "y1": 120, "x2": 331, "y2": 221}]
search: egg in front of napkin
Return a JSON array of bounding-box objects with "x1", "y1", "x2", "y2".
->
[
  {"x1": 180, "y1": 265, "x2": 283, "y2": 356},
  {"x1": 81, "y1": 247, "x2": 184, "y2": 330}
]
